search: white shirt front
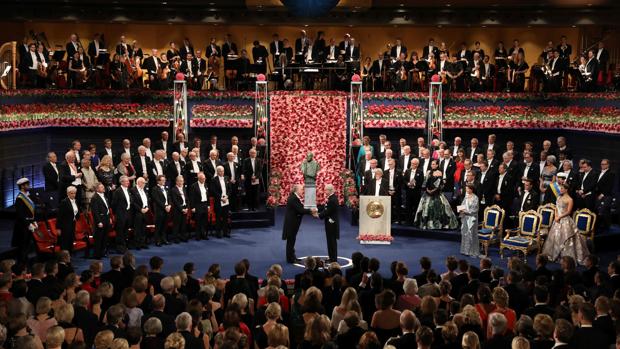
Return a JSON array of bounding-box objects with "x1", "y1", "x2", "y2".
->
[
  {"x1": 581, "y1": 171, "x2": 590, "y2": 191},
  {"x1": 140, "y1": 156, "x2": 148, "y2": 175},
  {"x1": 50, "y1": 162, "x2": 58, "y2": 175},
  {"x1": 191, "y1": 160, "x2": 200, "y2": 173},
  {"x1": 597, "y1": 48, "x2": 603, "y2": 60},
  {"x1": 523, "y1": 162, "x2": 531, "y2": 178},
  {"x1": 29, "y1": 51, "x2": 38, "y2": 69},
  {"x1": 442, "y1": 159, "x2": 450, "y2": 179},
  {"x1": 374, "y1": 180, "x2": 382, "y2": 196},
  {"x1": 145, "y1": 148, "x2": 153, "y2": 159},
  {"x1": 219, "y1": 176, "x2": 227, "y2": 197},
  {"x1": 174, "y1": 161, "x2": 181, "y2": 175},
  {"x1": 70, "y1": 199, "x2": 78, "y2": 217},
  {"x1": 177, "y1": 186, "x2": 186, "y2": 206},
  {"x1": 198, "y1": 182, "x2": 208, "y2": 202},
  {"x1": 154, "y1": 160, "x2": 163, "y2": 176},
  {"x1": 228, "y1": 162, "x2": 236, "y2": 179},
  {"x1": 521, "y1": 191, "x2": 530, "y2": 211},
  {"x1": 97, "y1": 192, "x2": 108, "y2": 209},
  {"x1": 159, "y1": 185, "x2": 168, "y2": 205},
  {"x1": 122, "y1": 186, "x2": 131, "y2": 210},
  {"x1": 69, "y1": 164, "x2": 82, "y2": 186},
  {"x1": 388, "y1": 170, "x2": 395, "y2": 189},
  {"x1": 598, "y1": 169, "x2": 607, "y2": 182},
  {"x1": 138, "y1": 187, "x2": 148, "y2": 208},
  {"x1": 497, "y1": 173, "x2": 505, "y2": 194}
]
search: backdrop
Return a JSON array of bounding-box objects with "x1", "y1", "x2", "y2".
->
[{"x1": 269, "y1": 93, "x2": 347, "y2": 205}]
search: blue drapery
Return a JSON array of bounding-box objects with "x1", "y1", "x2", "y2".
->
[{"x1": 280, "y1": 0, "x2": 340, "y2": 17}]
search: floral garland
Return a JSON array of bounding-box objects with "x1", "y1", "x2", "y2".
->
[
  {"x1": 266, "y1": 170, "x2": 283, "y2": 208},
  {"x1": 362, "y1": 92, "x2": 620, "y2": 102},
  {"x1": 339, "y1": 169, "x2": 358, "y2": 209},
  {"x1": 190, "y1": 104, "x2": 254, "y2": 128},
  {"x1": 357, "y1": 234, "x2": 394, "y2": 242},
  {"x1": 0, "y1": 89, "x2": 255, "y2": 100},
  {"x1": 0, "y1": 103, "x2": 171, "y2": 131},
  {"x1": 361, "y1": 104, "x2": 620, "y2": 133}
]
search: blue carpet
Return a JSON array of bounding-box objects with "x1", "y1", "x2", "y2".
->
[{"x1": 0, "y1": 210, "x2": 617, "y2": 280}]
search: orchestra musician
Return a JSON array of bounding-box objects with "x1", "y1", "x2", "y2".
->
[
  {"x1": 345, "y1": 37, "x2": 360, "y2": 62},
  {"x1": 87, "y1": 33, "x2": 105, "y2": 64},
  {"x1": 35, "y1": 43, "x2": 50, "y2": 88},
  {"x1": 545, "y1": 49, "x2": 564, "y2": 92},
  {"x1": 449, "y1": 56, "x2": 465, "y2": 92},
  {"x1": 270, "y1": 33, "x2": 283, "y2": 67},
  {"x1": 180, "y1": 52, "x2": 199, "y2": 90},
  {"x1": 438, "y1": 52, "x2": 454, "y2": 92},
  {"x1": 468, "y1": 52, "x2": 483, "y2": 92},
  {"x1": 142, "y1": 49, "x2": 161, "y2": 89},
  {"x1": 159, "y1": 52, "x2": 172, "y2": 90},
  {"x1": 23, "y1": 43, "x2": 40, "y2": 88},
  {"x1": 68, "y1": 50, "x2": 88, "y2": 89},
  {"x1": 595, "y1": 42, "x2": 609, "y2": 74},
  {"x1": 315, "y1": 31, "x2": 327, "y2": 63},
  {"x1": 558, "y1": 36, "x2": 572, "y2": 61},
  {"x1": 116, "y1": 35, "x2": 132, "y2": 58},
  {"x1": 395, "y1": 52, "x2": 409, "y2": 92},
  {"x1": 509, "y1": 39, "x2": 525, "y2": 57},
  {"x1": 195, "y1": 50, "x2": 207, "y2": 89},
  {"x1": 296, "y1": 30, "x2": 311, "y2": 62},
  {"x1": 282, "y1": 39, "x2": 294, "y2": 65},
  {"x1": 361, "y1": 56, "x2": 372, "y2": 91},
  {"x1": 391, "y1": 38, "x2": 407, "y2": 60},
  {"x1": 472, "y1": 41, "x2": 485, "y2": 61},
  {"x1": 252, "y1": 40, "x2": 269, "y2": 73},
  {"x1": 481, "y1": 55, "x2": 496, "y2": 91},
  {"x1": 179, "y1": 38, "x2": 194, "y2": 60},
  {"x1": 370, "y1": 52, "x2": 386, "y2": 91},
  {"x1": 584, "y1": 49, "x2": 599, "y2": 91},
  {"x1": 66, "y1": 33, "x2": 80, "y2": 61},
  {"x1": 509, "y1": 52, "x2": 529, "y2": 92},
  {"x1": 131, "y1": 41, "x2": 144, "y2": 60},
  {"x1": 166, "y1": 41, "x2": 180, "y2": 62},
  {"x1": 439, "y1": 42, "x2": 450, "y2": 58},
  {"x1": 423, "y1": 38, "x2": 440, "y2": 60},
  {"x1": 338, "y1": 33, "x2": 351, "y2": 57},
  {"x1": 494, "y1": 41, "x2": 508, "y2": 90},
  {"x1": 326, "y1": 38, "x2": 338, "y2": 61}
]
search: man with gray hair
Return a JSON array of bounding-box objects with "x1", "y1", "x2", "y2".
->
[
  {"x1": 282, "y1": 184, "x2": 317, "y2": 263},
  {"x1": 364, "y1": 168, "x2": 388, "y2": 196},
  {"x1": 74, "y1": 290, "x2": 98, "y2": 346},
  {"x1": 318, "y1": 184, "x2": 339, "y2": 262},
  {"x1": 176, "y1": 312, "x2": 203, "y2": 349},
  {"x1": 111, "y1": 175, "x2": 132, "y2": 252},
  {"x1": 487, "y1": 312, "x2": 512, "y2": 348},
  {"x1": 211, "y1": 166, "x2": 231, "y2": 238},
  {"x1": 170, "y1": 175, "x2": 189, "y2": 242},
  {"x1": 57, "y1": 186, "x2": 79, "y2": 251}
]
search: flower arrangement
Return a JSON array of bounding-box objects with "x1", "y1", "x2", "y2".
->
[
  {"x1": 357, "y1": 234, "x2": 394, "y2": 242},
  {"x1": 190, "y1": 104, "x2": 254, "y2": 128},
  {"x1": 339, "y1": 169, "x2": 358, "y2": 209},
  {"x1": 364, "y1": 104, "x2": 426, "y2": 128},
  {"x1": 266, "y1": 170, "x2": 283, "y2": 208},
  {"x1": 0, "y1": 89, "x2": 255, "y2": 100},
  {"x1": 362, "y1": 92, "x2": 620, "y2": 102},
  {"x1": 270, "y1": 94, "x2": 347, "y2": 205},
  {"x1": 0, "y1": 103, "x2": 171, "y2": 131}
]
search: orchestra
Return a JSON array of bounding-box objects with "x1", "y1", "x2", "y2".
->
[{"x1": 14, "y1": 31, "x2": 614, "y2": 93}]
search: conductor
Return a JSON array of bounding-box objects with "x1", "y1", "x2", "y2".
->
[
  {"x1": 318, "y1": 184, "x2": 339, "y2": 262},
  {"x1": 282, "y1": 184, "x2": 317, "y2": 263}
]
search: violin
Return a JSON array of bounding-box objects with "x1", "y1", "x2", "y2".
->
[{"x1": 208, "y1": 55, "x2": 220, "y2": 78}]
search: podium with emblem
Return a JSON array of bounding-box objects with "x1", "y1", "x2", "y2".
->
[{"x1": 358, "y1": 195, "x2": 393, "y2": 244}]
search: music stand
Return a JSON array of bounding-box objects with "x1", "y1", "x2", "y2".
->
[
  {"x1": 52, "y1": 50, "x2": 66, "y2": 62},
  {"x1": 96, "y1": 51, "x2": 110, "y2": 67}
]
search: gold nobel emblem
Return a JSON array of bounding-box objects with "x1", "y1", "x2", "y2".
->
[{"x1": 366, "y1": 200, "x2": 384, "y2": 219}]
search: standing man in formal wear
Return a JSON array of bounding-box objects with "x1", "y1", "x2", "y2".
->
[
  {"x1": 151, "y1": 175, "x2": 170, "y2": 246},
  {"x1": 111, "y1": 176, "x2": 131, "y2": 253},
  {"x1": 440, "y1": 149, "x2": 456, "y2": 203},
  {"x1": 576, "y1": 159, "x2": 598, "y2": 210},
  {"x1": 211, "y1": 166, "x2": 232, "y2": 238},
  {"x1": 494, "y1": 163, "x2": 515, "y2": 212},
  {"x1": 515, "y1": 179, "x2": 538, "y2": 217},
  {"x1": 282, "y1": 184, "x2": 317, "y2": 263},
  {"x1": 170, "y1": 175, "x2": 189, "y2": 242},
  {"x1": 155, "y1": 131, "x2": 171, "y2": 159},
  {"x1": 189, "y1": 172, "x2": 210, "y2": 240},
  {"x1": 386, "y1": 159, "x2": 403, "y2": 224},
  {"x1": 12, "y1": 178, "x2": 36, "y2": 264},
  {"x1": 243, "y1": 148, "x2": 263, "y2": 211},
  {"x1": 184, "y1": 151, "x2": 203, "y2": 186},
  {"x1": 166, "y1": 152, "x2": 185, "y2": 187},
  {"x1": 596, "y1": 159, "x2": 615, "y2": 229},
  {"x1": 364, "y1": 169, "x2": 389, "y2": 196},
  {"x1": 404, "y1": 158, "x2": 424, "y2": 225},
  {"x1": 224, "y1": 152, "x2": 241, "y2": 212},
  {"x1": 59, "y1": 151, "x2": 83, "y2": 201},
  {"x1": 318, "y1": 184, "x2": 339, "y2": 263},
  {"x1": 43, "y1": 152, "x2": 60, "y2": 192},
  {"x1": 203, "y1": 149, "x2": 221, "y2": 179},
  {"x1": 90, "y1": 183, "x2": 110, "y2": 259},
  {"x1": 57, "y1": 186, "x2": 80, "y2": 253},
  {"x1": 131, "y1": 177, "x2": 150, "y2": 250}
]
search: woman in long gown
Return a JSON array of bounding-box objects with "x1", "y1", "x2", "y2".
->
[
  {"x1": 414, "y1": 159, "x2": 458, "y2": 229},
  {"x1": 542, "y1": 183, "x2": 590, "y2": 265},
  {"x1": 459, "y1": 184, "x2": 480, "y2": 257}
]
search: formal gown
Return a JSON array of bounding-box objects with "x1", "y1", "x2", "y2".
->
[
  {"x1": 460, "y1": 193, "x2": 480, "y2": 256},
  {"x1": 414, "y1": 174, "x2": 458, "y2": 229},
  {"x1": 542, "y1": 197, "x2": 590, "y2": 265}
]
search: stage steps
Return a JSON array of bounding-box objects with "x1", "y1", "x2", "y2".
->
[{"x1": 231, "y1": 208, "x2": 275, "y2": 228}]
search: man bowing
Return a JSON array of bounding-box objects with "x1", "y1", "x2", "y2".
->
[
  {"x1": 282, "y1": 184, "x2": 317, "y2": 263},
  {"x1": 318, "y1": 184, "x2": 339, "y2": 263}
]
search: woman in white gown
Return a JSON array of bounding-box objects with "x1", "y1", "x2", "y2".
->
[{"x1": 542, "y1": 183, "x2": 590, "y2": 265}]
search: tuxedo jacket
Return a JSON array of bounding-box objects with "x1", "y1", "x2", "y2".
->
[
  {"x1": 111, "y1": 187, "x2": 132, "y2": 220},
  {"x1": 165, "y1": 160, "x2": 185, "y2": 183},
  {"x1": 169, "y1": 186, "x2": 188, "y2": 214},
  {"x1": 58, "y1": 162, "x2": 81, "y2": 195},
  {"x1": 141, "y1": 56, "x2": 160, "y2": 74},
  {"x1": 116, "y1": 149, "x2": 134, "y2": 163},
  {"x1": 206, "y1": 44, "x2": 221, "y2": 58},
  {"x1": 57, "y1": 198, "x2": 79, "y2": 235},
  {"x1": 517, "y1": 190, "x2": 538, "y2": 213},
  {"x1": 487, "y1": 158, "x2": 500, "y2": 171},
  {"x1": 596, "y1": 171, "x2": 615, "y2": 196},
  {"x1": 363, "y1": 169, "x2": 379, "y2": 187},
  {"x1": 496, "y1": 173, "x2": 516, "y2": 200},
  {"x1": 180, "y1": 59, "x2": 199, "y2": 77},
  {"x1": 183, "y1": 160, "x2": 203, "y2": 184},
  {"x1": 150, "y1": 159, "x2": 167, "y2": 179},
  {"x1": 579, "y1": 170, "x2": 599, "y2": 195},
  {"x1": 209, "y1": 176, "x2": 231, "y2": 210},
  {"x1": 269, "y1": 40, "x2": 284, "y2": 56},
  {"x1": 151, "y1": 185, "x2": 169, "y2": 216},
  {"x1": 130, "y1": 187, "x2": 150, "y2": 212},
  {"x1": 422, "y1": 46, "x2": 440, "y2": 59},
  {"x1": 171, "y1": 141, "x2": 188, "y2": 155},
  {"x1": 399, "y1": 154, "x2": 414, "y2": 173},
  {"x1": 43, "y1": 162, "x2": 60, "y2": 192},
  {"x1": 203, "y1": 159, "x2": 222, "y2": 179},
  {"x1": 133, "y1": 155, "x2": 153, "y2": 180},
  {"x1": 439, "y1": 159, "x2": 457, "y2": 191},
  {"x1": 66, "y1": 42, "x2": 79, "y2": 61},
  {"x1": 223, "y1": 161, "x2": 241, "y2": 183},
  {"x1": 403, "y1": 168, "x2": 424, "y2": 193},
  {"x1": 385, "y1": 168, "x2": 404, "y2": 193},
  {"x1": 188, "y1": 182, "x2": 209, "y2": 209},
  {"x1": 319, "y1": 194, "x2": 340, "y2": 239},
  {"x1": 390, "y1": 45, "x2": 408, "y2": 59},
  {"x1": 282, "y1": 194, "x2": 311, "y2": 240},
  {"x1": 466, "y1": 146, "x2": 484, "y2": 162},
  {"x1": 364, "y1": 178, "x2": 390, "y2": 196},
  {"x1": 379, "y1": 157, "x2": 396, "y2": 172},
  {"x1": 242, "y1": 157, "x2": 263, "y2": 184},
  {"x1": 115, "y1": 43, "x2": 133, "y2": 57},
  {"x1": 90, "y1": 194, "x2": 110, "y2": 227},
  {"x1": 356, "y1": 158, "x2": 371, "y2": 180},
  {"x1": 154, "y1": 139, "x2": 171, "y2": 157},
  {"x1": 179, "y1": 45, "x2": 194, "y2": 60},
  {"x1": 222, "y1": 42, "x2": 237, "y2": 58},
  {"x1": 477, "y1": 169, "x2": 498, "y2": 204},
  {"x1": 519, "y1": 162, "x2": 541, "y2": 184}
]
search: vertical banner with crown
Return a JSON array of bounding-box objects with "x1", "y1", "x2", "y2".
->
[
  {"x1": 427, "y1": 81, "x2": 443, "y2": 145},
  {"x1": 173, "y1": 80, "x2": 188, "y2": 142},
  {"x1": 349, "y1": 79, "x2": 363, "y2": 170}
]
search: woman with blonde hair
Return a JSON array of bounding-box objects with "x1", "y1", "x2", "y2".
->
[
  {"x1": 460, "y1": 305, "x2": 485, "y2": 341},
  {"x1": 254, "y1": 302, "x2": 282, "y2": 349},
  {"x1": 462, "y1": 331, "x2": 481, "y2": 349},
  {"x1": 301, "y1": 315, "x2": 334, "y2": 349},
  {"x1": 487, "y1": 287, "x2": 516, "y2": 338},
  {"x1": 26, "y1": 297, "x2": 57, "y2": 342},
  {"x1": 532, "y1": 314, "x2": 554, "y2": 349},
  {"x1": 164, "y1": 333, "x2": 184, "y2": 349},
  {"x1": 111, "y1": 338, "x2": 129, "y2": 349},
  {"x1": 357, "y1": 331, "x2": 381, "y2": 349},
  {"x1": 337, "y1": 300, "x2": 368, "y2": 334},
  {"x1": 54, "y1": 303, "x2": 84, "y2": 347},
  {"x1": 62, "y1": 273, "x2": 80, "y2": 304},
  {"x1": 96, "y1": 155, "x2": 116, "y2": 198},
  {"x1": 94, "y1": 330, "x2": 114, "y2": 349},
  {"x1": 512, "y1": 336, "x2": 530, "y2": 349},
  {"x1": 331, "y1": 287, "x2": 357, "y2": 330}
]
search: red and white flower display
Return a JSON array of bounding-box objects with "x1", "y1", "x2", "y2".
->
[{"x1": 270, "y1": 94, "x2": 347, "y2": 205}]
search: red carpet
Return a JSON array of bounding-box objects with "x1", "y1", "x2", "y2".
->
[{"x1": 270, "y1": 93, "x2": 347, "y2": 205}]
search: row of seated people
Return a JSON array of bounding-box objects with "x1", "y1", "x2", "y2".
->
[
  {"x1": 0, "y1": 248, "x2": 619, "y2": 349},
  {"x1": 17, "y1": 31, "x2": 614, "y2": 92},
  {"x1": 354, "y1": 134, "x2": 615, "y2": 233}
]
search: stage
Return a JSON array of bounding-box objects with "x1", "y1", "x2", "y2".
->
[{"x1": 0, "y1": 208, "x2": 618, "y2": 280}]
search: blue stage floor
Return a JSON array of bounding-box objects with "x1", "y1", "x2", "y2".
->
[{"x1": 0, "y1": 208, "x2": 618, "y2": 280}]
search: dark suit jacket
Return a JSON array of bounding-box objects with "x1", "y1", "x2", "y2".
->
[
  {"x1": 130, "y1": 187, "x2": 150, "y2": 213},
  {"x1": 165, "y1": 160, "x2": 185, "y2": 183},
  {"x1": 183, "y1": 160, "x2": 203, "y2": 185},
  {"x1": 319, "y1": 193, "x2": 339, "y2": 239},
  {"x1": 364, "y1": 178, "x2": 389, "y2": 196},
  {"x1": 209, "y1": 176, "x2": 231, "y2": 210},
  {"x1": 223, "y1": 161, "x2": 241, "y2": 184},
  {"x1": 203, "y1": 158, "x2": 221, "y2": 179},
  {"x1": 188, "y1": 181, "x2": 209, "y2": 209},
  {"x1": 593, "y1": 314, "x2": 616, "y2": 346},
  {"x1": 169, "y1": 186, "x2": 188, "y2": 214},
  {"x1": 57, "y1": 197, "x2": 79, "y2": 243},
  {"x1": 390, "y1": 45, "x2": 408, "y2": 58},
  {"x1": 596, "y1": 170, "x2": 615, "y2": 196},
  {"x1": 151, "y1": 185, "x2": 169, "y2": 217},
  {"x1": 517, "y1": 190, "x2": 539, "y2": 213},
  {"x1": 579, "y1": 170, "x2": 599, "y2": 195},
  {"x1": 519, "y1": 162, "x2": 541, "y2": 184},
  {"x1": 571, "y1": 326, "x2": 608, "y2": 349},
  {"x1": 43, "y1": 162, "x2": 60, "y2": 192},
  {"x1": 399, "y1": 154, "x2": 414, "y2": 173},
  {"x1": 101, "y1": 269, "x2": 125, "y2": 304},
  {"x1": 477, "y1": 169, "x2": 498, "y2": 205},
  {"x1": 439, "y1": 159, "x2": 457, "y2": 191},
  {"x1": 242, "y1": 157, "x2": 263, "y2": 185},
  {"x1": 90, "y1": 193, "x2": 110, "y2": 227},
  {"x1": 142, "y1": 310, "x2": 176, "y2": 338},
  {"x1": 73, "y1": 305, "x2": 99, "y2": 346},
  {"x1": 282, "y1": 194, "x2": 312, "y2": 240},
  {"x1": 26, "y1": 278, "x2": 46, "y2": 304},
  {"x1": 111, "y1": 187, "x2": 132, "y2": 220},
  {"x1": 133, "y1": 155, "x2": 153, "y2": 179},
  {"x1": 154, "y1": 139, "x2": 171, "y2": 156},
  {"x1": 466, "y1": 146, "x2": 484, "y2": 162},
  {"x1": 58, "y1": 162, "x2": 80, "y2": 196}
]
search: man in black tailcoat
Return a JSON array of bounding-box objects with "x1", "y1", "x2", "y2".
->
[
  {"x1": 282, "y1": 184, "x2": 316, "y2": 263},
  {"x1": 318, "y1": 184, "x2": 339, "y2": 263}
]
